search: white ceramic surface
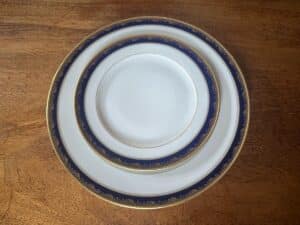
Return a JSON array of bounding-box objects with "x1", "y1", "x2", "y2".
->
[
  {"x1": 98, "y1": 54, "x2": 197, "y2": 148},
  {"x1": 84, "y1": 42, "x2": 211, "y2": 159},
  {"x1": 56, "y1": 24, "x2": 240, "y2": 196}
]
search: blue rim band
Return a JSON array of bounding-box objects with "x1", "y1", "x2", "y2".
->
[
  {"x1": 75, "y1": 36, "x2": 218, "y2": 169},
  {"x1": 47, "y1": 17, "x2": 249, "y2": 207}
]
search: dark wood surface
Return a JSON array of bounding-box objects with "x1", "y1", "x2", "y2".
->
[{"x1": 1, "y1": 1, "x2": 299, "y2": 224}]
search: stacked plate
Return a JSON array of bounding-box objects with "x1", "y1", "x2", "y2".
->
[{"x1": 47, "y1": 17, "x2": 250, "y2": 209}]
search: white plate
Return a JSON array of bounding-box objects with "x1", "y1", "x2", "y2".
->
[
  {"x1": 75, "y1": 36, "x2": 219, "y2": 170},
  {"x1": 47, "y1": 17, "x2": 250, "y2": 208}
]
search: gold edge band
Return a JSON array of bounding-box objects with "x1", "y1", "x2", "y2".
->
[{"x1": 46, "y1": 16, "x2": 250, "y2": 209}]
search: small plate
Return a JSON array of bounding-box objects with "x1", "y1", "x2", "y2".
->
[
  {"x1": 47, "y1": 17, "x2": 249, "y2": 209},
  {"x1": 75, "y1": 35, "x2": 219, "y2": 170}
]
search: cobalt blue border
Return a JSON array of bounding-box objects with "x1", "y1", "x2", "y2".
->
[
  {"x1": 75, "y1": 36, "x2": 219, "y2": 169},
  {"x1": 47, "y1": 17, "x2": 249, "y2": 207}
]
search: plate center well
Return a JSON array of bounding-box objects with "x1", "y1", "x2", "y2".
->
[{"x1": 96, "y1": 53, "x2": 197, "y2": 148}]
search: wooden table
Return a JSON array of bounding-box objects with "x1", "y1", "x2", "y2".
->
[{"x1": 1, "y1": 1, "x2": 299, "y2": 224}]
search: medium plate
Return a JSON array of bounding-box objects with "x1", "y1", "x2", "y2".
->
[
  {"x1": 75, "y1": 35, "x2": 219, "y2": 170},
  {"x1": 46, "y1": 17, "x2": 250, "y2": 209}
]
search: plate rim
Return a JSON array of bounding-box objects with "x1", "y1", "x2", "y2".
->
[
  {"x1": 46, "y1": 16, "x2": 250, "y2": 209},
  {"x1": 74, "y1": 35, "x2": 220, "y2": 171}
]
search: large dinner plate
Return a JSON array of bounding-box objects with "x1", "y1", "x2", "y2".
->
[{"x1": 47, "y1": 17, "x2": 250, "y2": 209}]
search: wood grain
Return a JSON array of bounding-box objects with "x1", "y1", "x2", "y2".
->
[{"x1": 1, "y1": 1, "x2": 300, "y2": 224}]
